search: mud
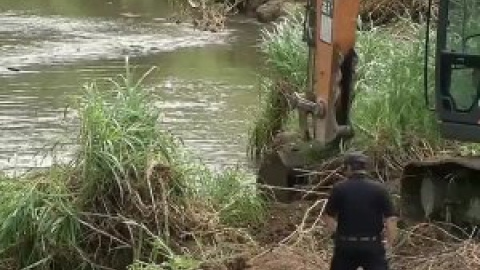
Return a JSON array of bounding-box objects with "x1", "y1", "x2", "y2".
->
[
  {"x1": 190, "y1": 200, "x2": 330, "y2": 270},
  {"x1": 244, "y1": 200, "x2": 331, "y2": 270},
  {"x1": 252, "y1": 201, "x2": 315, "y2": 245},
  {"x1": 248, "y1": 246, "x2": 329, "y2": 270}
]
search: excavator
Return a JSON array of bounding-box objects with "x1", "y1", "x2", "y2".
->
[{"x1": 256, "y1": 0, "x2": 480, "y2": 227}]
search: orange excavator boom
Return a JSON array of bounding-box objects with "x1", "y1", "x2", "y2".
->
[{"x1": 293, "y1": 0, "x2": 360, "y2": 145}]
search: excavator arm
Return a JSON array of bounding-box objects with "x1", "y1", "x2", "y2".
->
[
  {"x1": 293, "y1": 0, "x2": 360, "y2": 145},
  {"x1": 257, "y1": 0, "x2": 362, "y2": 201}
]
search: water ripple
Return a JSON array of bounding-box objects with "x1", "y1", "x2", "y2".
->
[{"x1": 0, "y1": 12, "x2": 232, "y2": 74}]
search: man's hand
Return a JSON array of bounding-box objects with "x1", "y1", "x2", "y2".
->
[
  {"x1": 323, "y1": 214, "x2": 337, "y2": 234},
  {"x1": 384, "y1": 216, "x2": 398, "y2": 246},
  {"x1": 382, "y1": 240, "x2": 393, "y2": 259}
]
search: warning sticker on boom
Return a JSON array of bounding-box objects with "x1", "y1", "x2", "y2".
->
[
  {"x1": 320, "y1": 15, "x2": 332, "y2": 43},
  {"x1": 320, "y1": 0, "x2": 333, "y2": 44}
]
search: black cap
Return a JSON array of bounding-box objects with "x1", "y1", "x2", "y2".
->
[{"x1": 343, "y1": 151, "x2": 369, "y2": 165}]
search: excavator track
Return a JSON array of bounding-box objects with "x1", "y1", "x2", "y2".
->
[{"x1": 400, "y1": 157, "x2": 480, "y2": 226}]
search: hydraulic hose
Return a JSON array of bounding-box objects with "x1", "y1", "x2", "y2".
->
[{"x1": 424, "y1": 0, "x2": 434, "y2": 110}]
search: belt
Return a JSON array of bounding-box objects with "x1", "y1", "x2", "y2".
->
[{"x1": 338, "y1": 236, "x2": 379, "y2": 242}]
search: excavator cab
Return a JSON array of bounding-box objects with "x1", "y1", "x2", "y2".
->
[
  {"x1": 400, "y1": 0, "x2": 480, "y2": 226},
  {"x1": 435, "y1": 0, "x2": 480, "y2": 141}
]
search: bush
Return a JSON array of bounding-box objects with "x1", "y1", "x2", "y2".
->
[
  {"x1": 0, "y1": 60, "x2": 266, "y2": 269},
  {"x1": 74, "y1": 64, "x2": 178, "y2": 206}
]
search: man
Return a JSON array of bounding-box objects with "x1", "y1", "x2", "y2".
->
[{"x1": 323, "y1": 151, "x2": 397, "y2": 270}]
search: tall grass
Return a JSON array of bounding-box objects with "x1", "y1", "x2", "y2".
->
[
  {"x1": 353, "y1": 20, "x2": 480, "y2": 162},
  {"x1": 170, "y1": 147, "x2": 267, "y2": 228},
  {"x1": 247, "y1": 78, "x2": 292, "y2": 159},
  {"x1": 74, "y1": 63, "x2": 178, "y2": 206},
  {"x1": 0, "y1": 169, "x2": 81, "y2": 270},
  {"x1": 350, "y1": 20, "x2": 442, "y2": 161},
  {"x1": 247, "y1": 9, "x2": 307, "y2": 159},
  {"x1": 196, "y1": 167, "x2": 266, "y2": 226},
  {"x1": 259, "y1": 9, "x2": 308, "y2": 90},
  {"x1": 71, "y1": 61, "x2": 266, "y2": 268}
]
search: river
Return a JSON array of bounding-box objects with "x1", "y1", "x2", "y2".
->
[{"x1": 0, "y1": 0, "x2": 265, "y2": 175}]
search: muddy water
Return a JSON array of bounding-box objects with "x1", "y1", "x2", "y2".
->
[{"x1": 0, "y1": 0, "x2": 264, "y2": 174}]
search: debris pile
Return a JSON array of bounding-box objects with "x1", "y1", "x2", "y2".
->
[{"x1": 246, "y1": 199, "x2": 480, "y2": 270}]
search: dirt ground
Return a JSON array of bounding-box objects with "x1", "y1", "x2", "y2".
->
[
  {"x1": 252, "y1": 201, "x2": 315, "y2": 245},
  {"x1": 247, "y1": 246, "x2": 330, "y2": 270},
  {"x1": 197, "y1": 200, "x2": 328, "y2": 270},
  {"x1": 244, "y1": 200, "x2": 332, "y2": 270}
]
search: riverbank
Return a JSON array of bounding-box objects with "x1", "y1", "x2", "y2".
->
[
  {"x1": 169, "y1": 0, "x2": 435, "y2": 33},
  {"x1": 242, "y1": 0, "x2": 304, "y2": 23},
  {"x1": 242, "y1": 0, "x2": 434, "y2": 24}
]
